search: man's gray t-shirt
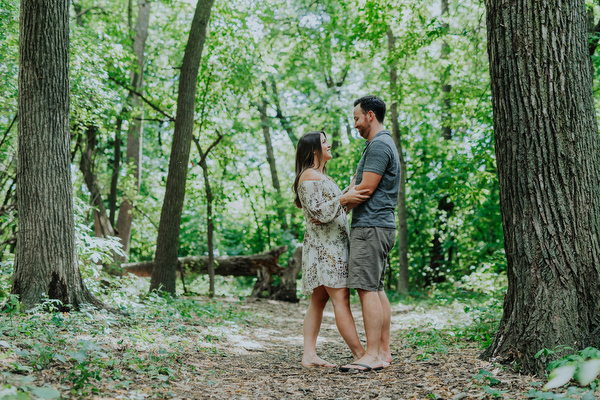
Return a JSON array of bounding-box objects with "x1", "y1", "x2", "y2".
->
[{"x1": 351, "y1": 130, "x2": 400, "y2": 229}]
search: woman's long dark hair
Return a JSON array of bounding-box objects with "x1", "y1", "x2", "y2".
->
[{"x1": 293, "y1": 131, "x2": 327, "y2": 208}]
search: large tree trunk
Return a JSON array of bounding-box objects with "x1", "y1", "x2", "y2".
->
[
  {"x1": 482, "y1": 0, "x2": 600, "y2": 375},
  {"x1": 387, "y1": 28, "x2": 409, "y2": 295},
  {"x1": 12, "y1": 0, "x2": 101, "y2": 310},
  {"x1": 124, "y1": 245, "x2": 287, "y2": 277},
  {"x1": 116, "y1": 0, "x2": 151, "y2": 255},
  {"x1": 150, "y1": 0, "x2": 215, "y2": 295}
]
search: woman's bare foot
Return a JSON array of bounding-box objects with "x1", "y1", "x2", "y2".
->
[
  {"x1": 301, "y1": 355, "x2": 337, "y2": 368},
  {"x1": 380, "y1": 351, "x2": 393, "y2": 367}
]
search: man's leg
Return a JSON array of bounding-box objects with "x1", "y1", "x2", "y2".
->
[
  {"x1": 340, "y1": 289, "x2": 384, "y2": 370},
  {"x1": 378, "y1": 290, "x2": 392, "y2": 364}
]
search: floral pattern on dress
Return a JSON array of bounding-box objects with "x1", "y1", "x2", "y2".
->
[{"x1": 298, "y1": 179, "x2": 350, "y2": 295}]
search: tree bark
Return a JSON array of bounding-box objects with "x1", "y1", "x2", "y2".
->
[
  {"x1": 257, "y1": 98, "x2": 288, "y2": 231},
  {"x1": 116, "y1": 0, "x2": 151, "y2": 256},
  {"x1": 387, "y1": 28, "x2": 410, "y2": 295},
  {"x1": 124, "y1": 245, "x2": 287, "y2": 277},
  {"x1": 78, "y1": 126, "x2": 115, "y2": 238},
  {"x1": 109, "y1": 117, "x2": 122, "y2": 228},
  {"x1": 426, "y1": 0, "x2": 455, "y2": 286},
  {"x1": 193, "y1": 133, "x2": 223, "y2": 297},
  {"x1": 12, "y1": 0, "x2": 101, "y2": 310},
  {"x1": 269, "y1": 76, "x2": 298, "y2": 147},
  {"x1": 270, "y1": 246, "x2": 302, "y2": 302},
  {"x1": 150, "y1": 0, "x2": 215, "y2": 295},
  {"x1": 482, "y1": 0, "x2": 600, "y2": 375}
]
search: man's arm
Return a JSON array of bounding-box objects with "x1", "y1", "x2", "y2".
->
[{"x1": 345, "y1": 171, "x2": 382, "y2": 210}]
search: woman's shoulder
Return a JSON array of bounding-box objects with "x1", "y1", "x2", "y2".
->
[{"x1": 298, "y1": 169, "x2": 324, "y2": 185}]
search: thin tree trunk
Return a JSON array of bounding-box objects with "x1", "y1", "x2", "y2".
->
[
  {"x1": 426, "y1": 0, "x2": 455, "y2": 285},
  {"x1": 258, "y1": 98, "x2": 288, "y2": 231},
  {"x1": 440, "y1": 0, "x2": 452, "y2": 140},
  {"x1": 117, "y1": 0, "x2": 150, "y2": 255},
  {"x1": 150, "y1": 0, "x2": 215, "y2": 295},
  {"x1": 387, "y1": 28, "x2": 409, "y2": 294},
  {"x1": 109, "y1": 117, "x2": 122, "y2": 228},
  {"x1": 269, "y1": 76, "x2": 298, "y2": 147},
  {"x1": 12, "y1": 0, "x2": 101, "y2": 310},
  {"x1": 482, "y1": 0, "x2": 600, "y2": 375},
  {"x1": 79, "y1": 126, "x2": 115, "y2": 238},
  {"x1": 199, "y1": 156, "x2": 214, "y2": 297},
  {"x1": 193, "y1": 133, "x2": 223, "y2": 298}
]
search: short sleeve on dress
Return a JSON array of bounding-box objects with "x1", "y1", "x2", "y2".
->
[{"x1": 298, "y1": 180, "x2": 344, "y2": 224}]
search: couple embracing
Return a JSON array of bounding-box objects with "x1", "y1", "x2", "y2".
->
[{"x1": 293, "y1": 95, "x2": 400, "y2": 373}]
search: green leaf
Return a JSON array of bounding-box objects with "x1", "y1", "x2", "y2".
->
[
  {"x1": 577, "y1": 359, "x2": 600, "y2": 386},
  {"x1": 68, "y1": 350, "x2": 87, "y2": 362},
  {"x1": 544, "y1": 364, "x2": 576, "y2": 390},
  {"x1": 11, "y1": 363, "x2": 33, "y2": 373},
  {"x1": 30, "y1": 386, "x2": 60, "y2": 399},
  {"x1": 52, "y1": 353, "x2": 65, "y2": 363}
]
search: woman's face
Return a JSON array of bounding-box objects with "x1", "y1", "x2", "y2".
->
[{"x1": 319, "y1": 133, "x2": 332, "y2": 163}]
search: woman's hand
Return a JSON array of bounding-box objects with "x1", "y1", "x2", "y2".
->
[{"x1": 341, "y1": 186, "x2": 370, "y2": 205}]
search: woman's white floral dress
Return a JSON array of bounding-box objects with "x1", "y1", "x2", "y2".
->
[{"x1": 298, "y1": 178, "x2": 350, "y2": 295}]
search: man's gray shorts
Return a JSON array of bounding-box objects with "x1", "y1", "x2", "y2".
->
[{"x1": 348, "y1": 226, "x2": 396, "y2": 292}]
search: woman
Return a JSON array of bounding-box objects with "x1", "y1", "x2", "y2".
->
[{"x1": 293, "y1": 131, "x2": 369, "y2": 368}]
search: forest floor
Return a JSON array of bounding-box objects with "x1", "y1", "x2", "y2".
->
[
  {"x1": 165, "y1": 297, "x2": 542, "y2": 400},
  {"x1": 0, "y1": 289, "x2": 571, "y2": 400}
]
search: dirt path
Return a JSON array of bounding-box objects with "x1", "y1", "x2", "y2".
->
[{"x1": 168, "y1": 298, "x2": 538, "y2": 399}]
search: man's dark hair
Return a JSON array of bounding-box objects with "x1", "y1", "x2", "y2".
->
[{"x1": 354, "y1": 95, "x2": 386, "y2": 123}]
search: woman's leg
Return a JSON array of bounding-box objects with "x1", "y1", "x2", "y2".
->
[
  {"x1": 325, "y1": 287, "x2": 365, "y2": 360},
  {"x1": 301, "y1": 286, "x2": 336, "y2": 367}
]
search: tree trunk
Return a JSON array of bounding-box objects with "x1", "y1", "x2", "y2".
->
[
  {"x1": 123, "y1": 245, "x2": 287, "y2": 277},
  {"x1": 387, "y1": 28, "x2": 410, "y2": 294},
  {"x1": 194, "y1": 133, "x2": 223, "y2": 297},
  {"x1": 150, "y1": 0, "x2": 215, "y2": 295},
  {"x1": 199, "y1": 156, "x2": 215, "y2": 297},
  {"x1": 482, "y1": 0, "x2": 600, "y2": 375},
  {"x1": 116, "y1": 0, "x2": 151, "y2": 256},
  {"x1": 12, "y1": 0, "x2": 101, "y2": 310},
  {"x1": 270, "y1": 246, "x2": 302, "y2": 302},
  {"x1": 79, "y1": 126, "x2": 116, "y2": 238},
  {"x1": 258, "y1": 98, "x2": 288, "y2": 231},
  {"x1": 109, "y1": 117, "x2": 122, "y2": 228},
  {"x1": 426, "y1": 0, "x2": 455, "y2": 286},
  {"x1": 440, "y1": 0, "x2": 452, "y2": 141},
  {"x1": 269, "y1": 76, "x2": 298, "y2": 147}
]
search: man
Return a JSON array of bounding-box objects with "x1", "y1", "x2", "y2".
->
[{"x1": 340, "y1": 95, "x2": 400, "y2": 372}]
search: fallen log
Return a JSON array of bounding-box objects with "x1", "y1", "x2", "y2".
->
[{"x1": 122, "y1": 246, "x2": 287, "y2": 278}]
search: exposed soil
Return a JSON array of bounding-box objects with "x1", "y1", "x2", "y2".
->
[{"x1": 163, "y1": 297, "x2": 538, "y2": 400}]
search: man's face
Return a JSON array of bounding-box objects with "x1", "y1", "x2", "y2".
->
[{"x1": 353, "y1": 104, "x2": 371, "y2": 139}]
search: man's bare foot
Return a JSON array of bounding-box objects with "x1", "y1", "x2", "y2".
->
[
  {"x1": 301, "y1": 355, "x2": 337, "y2": 368},
  {"x1": 340, "y1": 354, "x2": 383, "y2": 371}
]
